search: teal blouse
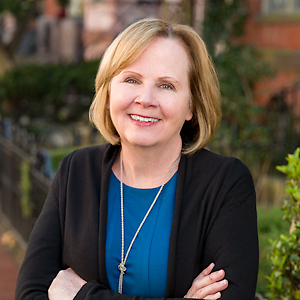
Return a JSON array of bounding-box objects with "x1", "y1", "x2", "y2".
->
[{"x1": 105, "y1": 171, "x2": 177, "y2": 297}]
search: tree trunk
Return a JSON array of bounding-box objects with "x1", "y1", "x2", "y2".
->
[{"x1": 0, "y1": 46, "x2": 13, "y2": 77}]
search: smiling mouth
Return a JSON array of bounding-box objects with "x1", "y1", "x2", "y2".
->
[{"x1": 130, "y1": 114, "x2": 159, "y2": 123}]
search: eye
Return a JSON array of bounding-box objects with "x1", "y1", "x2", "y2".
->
[
  {"x1": 124, "y1": 78, "x2": 138, "y2": 84},
  {"x1": 161, "y1": 83, "x2": 175, "y2": 90}
]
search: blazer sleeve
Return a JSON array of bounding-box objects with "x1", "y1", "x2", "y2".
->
[
  {"x1": 200, "y1": 160, "x2": 259, "y2": 300},
  {"x1": 15, "y1": 157, "x2": 68, "y2": 300},
  {"x1": 75, "y1": 281, "x2": 184, "y2": 300}
]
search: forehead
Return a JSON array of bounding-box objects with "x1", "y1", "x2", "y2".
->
[{"x1": 121, "y1": 37, "x2": 190, "y2": 77}]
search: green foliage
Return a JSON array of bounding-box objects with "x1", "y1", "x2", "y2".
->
[
  {"x1": 49, "y1": 145, "x2": 85, "y2": 171},
  {"x1": 204, "y1": 0, "x2": 273, "y2": 97},
  {"x1": 277, "y1": 148, "x2": 300, "y2": 224},
  {"x1": 267, "y1": 148, "x2": 300, "y2": 299},
  {"x1": 204, "y1": 1, "x2": 273, "y2": 165},
  {"x1": 56, "y1": 0, "x2": 69, "y2": 6},
  {"x1": 203, "y1": 0, "x2": 248, "y2": 54},
  {"x1": 0, "y1": 61, "x2": 99, "y2": 122},
  {"x1": 0, "y1": 0, "x2": 35, "y2": 17},
  {"x1": 257, "y1": 206, "x2": 290, "y2": 296},
  {"x1": 19, "y1": 159, "x2": 33, "y2": 217}
]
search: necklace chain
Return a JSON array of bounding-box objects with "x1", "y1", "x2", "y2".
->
[{"x1": 118, "y1": 150, "x2": 180, "y2": 294}]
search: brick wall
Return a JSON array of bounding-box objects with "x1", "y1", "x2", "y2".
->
[
  {"x1": 243, "y1": 0, "x2": 300, "y2": 50},
  {"x1": 242, "y1": 0, "x2": 300, "y2": 105}
]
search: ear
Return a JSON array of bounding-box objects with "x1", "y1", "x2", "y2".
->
[
  {"x1": 185, "y1": 105, "x2": 193, "y2": 121},
  {"x1": 185, "y1": 95, "x2": 193, "y2": 121},
  {"x1": 185, "y1": 111, "x2": 193, "y2": 121}
]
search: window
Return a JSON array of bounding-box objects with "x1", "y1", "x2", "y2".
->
[
  {"x1": 269, "y1": 0, "x2": 287, "y2": 12},
  {"x1": 262, "y1": 0, "x2": 300, "y2": 13}
]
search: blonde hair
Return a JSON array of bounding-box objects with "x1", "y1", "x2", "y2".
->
[{"x1": 89, "y1": 18, "x2": 221, "y2": 154}]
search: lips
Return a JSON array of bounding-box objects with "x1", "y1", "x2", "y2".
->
[{"x1": 130, "y1": 114, "x2": 159, "y2": 123}]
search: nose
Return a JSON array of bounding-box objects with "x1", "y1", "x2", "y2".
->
[{"x1": 134, "y1": 85, "x2": 158, "y2": 107}]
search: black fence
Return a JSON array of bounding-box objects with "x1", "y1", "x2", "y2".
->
[{"x1": 0, "y1": 120, "x2": 51, "y2": 243}]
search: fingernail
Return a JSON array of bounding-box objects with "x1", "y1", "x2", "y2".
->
[{"x1": 220, "y1": 279, "x2": 227, "y2": 285}]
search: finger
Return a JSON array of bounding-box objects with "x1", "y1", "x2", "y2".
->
[
  {"x1": 203, "y1": 292, "x2": 221, "y2": 299},
  {"x1": 199, "y1": 263, "x2": 215, "y2": 278},
  {"x1": 194, "y1": 269, "x2": 225, "y2": 289},
  {"x1": 186, "y1": 272, "x2": 226, "y2": 299},
  {"x1": 193, "y1": 279, "x2": 228, "y2": 299},
  {"x1": 65, "y1": 268, "x2": 75, "y2": 275},
  {"x1": 185, "y1": 263, "x2": 216, "y2": 297}
]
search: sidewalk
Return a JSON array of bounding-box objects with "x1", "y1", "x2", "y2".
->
[{"x1": 0, "y1": 224, "x2": 24, "y2": 300}]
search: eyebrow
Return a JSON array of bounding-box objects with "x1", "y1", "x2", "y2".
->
[
  {"x1": 120, "y1": 70, "x2": 141, "y2": 77},
  {"x1": 159, "y1": 76, "x2": 181, "y2": 86},
  {"x1": 120, "y1": 71, "x2": 181, "y2": 86}
]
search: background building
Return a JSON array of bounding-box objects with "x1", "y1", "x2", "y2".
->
[{"x1": 242, "y1": 0, "x2": 300, "y2": 113}]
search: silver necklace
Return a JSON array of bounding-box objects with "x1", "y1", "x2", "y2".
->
[{"x1": 118, "y1": 150, "x2": 180, "y2": 294}]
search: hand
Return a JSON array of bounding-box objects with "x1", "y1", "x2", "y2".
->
[
  {"x1": 184, "y1": 263, "x2": 228, "y2": 299},
  {"x1": 48, "y1": 268, "x2": 87, "y2": 300}
]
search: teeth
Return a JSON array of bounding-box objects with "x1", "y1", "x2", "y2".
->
[{"x1": 130, "y1": 115, "x2": 159, "y2": 123}]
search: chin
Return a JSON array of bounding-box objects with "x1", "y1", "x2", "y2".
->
[
  {"x1": 123, "y1": 139, "x2": 159, "y2": 149},
  {"x1": 122, "y1": 134, "x2": 159, "y2": 148},
  {"x1": 130, "y1": 142, "x2": 157, "y2": 148}
]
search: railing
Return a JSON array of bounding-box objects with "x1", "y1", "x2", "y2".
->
[{"x1": 0, "y1": 119, "x2": 51, "y2": 243}]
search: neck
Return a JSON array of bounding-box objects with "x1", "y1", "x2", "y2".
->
[{"x1": 112, "y1": 142, "x2": 182, "y2": 188}]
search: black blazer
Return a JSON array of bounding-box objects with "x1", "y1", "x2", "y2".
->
[{"x1": 15, "y1": 144, "x2": 259, "y2": 300}]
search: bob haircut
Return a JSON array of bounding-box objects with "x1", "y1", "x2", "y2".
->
[{"x1": 89, "y1": 18, "x2": 221, "y2": 154}]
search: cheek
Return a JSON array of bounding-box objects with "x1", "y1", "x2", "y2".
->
[
  {"x1": 162, "y1": 103, "x2": 191, "y2": 125},
  {"x1": 109, "y1": 84, "x2": 130, "y2": 107},
  {"x1": 178, "y1": 95, "x2": 193, "y2": 120},
  {"x1": 108, "y1": 89, "x2": 121, "y2": 112}
]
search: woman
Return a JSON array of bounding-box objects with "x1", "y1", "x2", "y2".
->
[{"x1": 15, "y1": 18, "x2": 258, "y2": 300}]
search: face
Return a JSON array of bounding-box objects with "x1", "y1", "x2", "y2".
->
[{"x1": 108, "y1": 37, "x2": 193, "y2": 151}]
